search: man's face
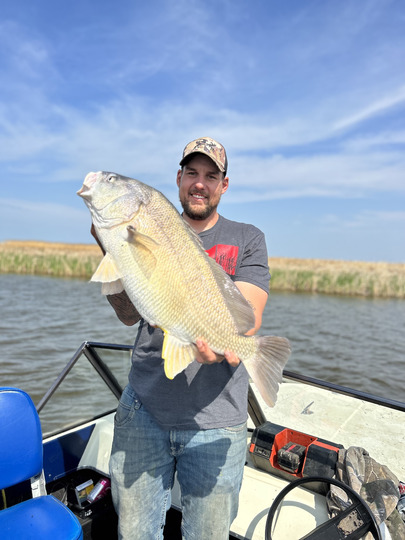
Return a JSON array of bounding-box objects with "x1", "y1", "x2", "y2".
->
[{"x1": 176, "y1": 154, "x2": 229, "y2": 221}]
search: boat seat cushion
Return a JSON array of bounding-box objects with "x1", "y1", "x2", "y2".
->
[{"x1": 0, "y1": 495, "x2": 83, "y2": 540}]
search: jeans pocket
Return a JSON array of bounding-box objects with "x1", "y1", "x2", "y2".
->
[{"x1": 114, "y1": 385, "x2": 142, "y2": 427}]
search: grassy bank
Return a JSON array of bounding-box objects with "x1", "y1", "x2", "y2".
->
[
  {"x1": 269, "y1": 257, "x2": 405, "y2": 298},
  {"x1": 0, "y1": 241, "x2": 101, "y2": 278},
  {"x1": 1, "y1": 241, "x2": 404, "y2": 298}
]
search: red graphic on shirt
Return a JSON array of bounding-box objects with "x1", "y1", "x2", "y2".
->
[{"x1": 206, "y1": 244, "x2": 239, "y2": 276}]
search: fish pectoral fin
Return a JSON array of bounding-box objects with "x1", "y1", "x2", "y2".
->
[
  {"x1": 91, "y1": 254, "x2": 124, "y2": 296},
  {"x1": 101, "y1": 279, "x2": 124, "y2": 295},
  {"x1": 162, "y1": 332, "x2": 197, "y2": 379},
  {"x1": 91, "y1": 253, "x2": 123, "y2": 283},
  {"x1": 126, "y1": 225, "x2": 159, "y2": 250},
  {"x1": 126, "y1": 225, "x2": 158, "y2": 280}
]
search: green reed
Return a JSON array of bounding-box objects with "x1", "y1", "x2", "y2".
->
[
  {"x1": 0, "y1": 251, "x2": 101, "y2": 278},
  {"x1": 270, "y1": 268, "x2": 405, "y2": 298}
]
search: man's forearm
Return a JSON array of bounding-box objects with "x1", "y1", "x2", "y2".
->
[{"x1": 107, "y1": 290, "x2": 141, "y2": 326}]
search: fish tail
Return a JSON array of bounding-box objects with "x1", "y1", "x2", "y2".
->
[{"x1": 245, "y1": 336, "x2": 291, "y2": 408}]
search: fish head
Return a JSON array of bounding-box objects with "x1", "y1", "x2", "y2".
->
[{"x1": 77, "y1": 171, "x2": 152, "y2": 229}]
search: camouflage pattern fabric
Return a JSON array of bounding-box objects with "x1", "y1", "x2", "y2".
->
[
  {"x1": 327, "y1": 446, "x2": 405, "y2": 539},
  {"x1": 180, "y1": 136, "x2": 228, "y2": 174}
]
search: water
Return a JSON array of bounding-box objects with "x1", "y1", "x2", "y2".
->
[
  {"x1": 261, "y1": 291, "x2": 405, "y2": 401},
  {"x1": 1, "y1": 275, "x2": 404, "y2": 422}
]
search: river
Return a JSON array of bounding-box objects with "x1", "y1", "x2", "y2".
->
[{"x1": 1, "y1": 274, "x2": 404, "y2": 419}]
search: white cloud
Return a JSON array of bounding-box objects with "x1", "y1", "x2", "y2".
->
[
  {"x1": 228, "y1": 149, "x2": 405, "y2": 196},
  {"x1": 333, "y1": 87, "x2": 405, "y2": 131},
  {"x1": 1, "y1": 95, "x2": 404, "y2": 205}
]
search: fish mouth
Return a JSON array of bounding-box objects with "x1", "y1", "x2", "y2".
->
[
  {"x1": 77, "y1": 185, "x2": 89, "y2": 198},
  {"x1": 77, "y1": 172, "x2": 99, "y2": 198}
]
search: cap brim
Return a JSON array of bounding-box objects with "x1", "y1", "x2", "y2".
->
[{"x1": 180, "y1": 151, "x2": 226, "y2": 173}]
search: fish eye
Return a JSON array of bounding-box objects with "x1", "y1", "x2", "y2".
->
[{"x1": 107, "y1": 174, "x2": 117, "y2": 183}]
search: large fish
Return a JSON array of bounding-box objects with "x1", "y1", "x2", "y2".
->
[{"x1": 77, "y1": 171, "x2": 291, "y2": 406}]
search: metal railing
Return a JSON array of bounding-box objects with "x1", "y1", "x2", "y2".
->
[{"x1": 36, "y1": 341, "x2": 133, "y2": 413}]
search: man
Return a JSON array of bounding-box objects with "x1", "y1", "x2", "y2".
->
[{"x1": 95, "y1": 137, "x2": 270, "y2": 539}]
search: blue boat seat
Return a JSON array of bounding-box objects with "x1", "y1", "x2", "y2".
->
[{"x1": 0, "y1": 387, "x2": 83, "y2": 540}]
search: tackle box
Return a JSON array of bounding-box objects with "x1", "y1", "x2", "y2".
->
[{"x1": 249, "y1": 421, "x2": 344, "y2": 493}]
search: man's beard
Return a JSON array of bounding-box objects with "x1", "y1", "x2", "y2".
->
[{"x1": 180, "y1": 197, "x2": 218, "y2": 221}]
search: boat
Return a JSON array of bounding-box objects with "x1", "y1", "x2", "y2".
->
[{"x1": 1, "y1": 341, "x2": 404, "y2": 539}]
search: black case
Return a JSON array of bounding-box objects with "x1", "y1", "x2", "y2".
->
[
  {"x1": 277, "y1": 442, "x2": 306, "y2": 473},
  {"x1": 249, "y1": 421, "x2": 344, "y2": 492}
]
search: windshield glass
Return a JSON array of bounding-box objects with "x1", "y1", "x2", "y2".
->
[{"x1": 38, "y1": 343, "x2": 132, "y2": 436}]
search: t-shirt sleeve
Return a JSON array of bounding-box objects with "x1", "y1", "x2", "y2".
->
[{"x1": 234, "y1": 226, "x2": 270, "y2": 294}]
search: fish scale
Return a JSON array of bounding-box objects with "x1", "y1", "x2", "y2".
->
[{"x1": 77, "y1": 171, "x2": 291, "y2": 406}]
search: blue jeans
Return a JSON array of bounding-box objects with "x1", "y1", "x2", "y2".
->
[{"x1": 109, "y1": 384, "x2": 247, "y2": 540}]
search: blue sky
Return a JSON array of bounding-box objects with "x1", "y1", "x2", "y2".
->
[{"x1": 1, "y1": 0, "x2": 404, "y2": 262}]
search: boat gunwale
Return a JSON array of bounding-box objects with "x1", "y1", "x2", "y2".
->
[{"x1": 283, "y1": 369, "x2": 405, "y2": 413}]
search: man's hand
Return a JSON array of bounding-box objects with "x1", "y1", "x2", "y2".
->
[{"x1": 195, "y1": 339, "x2": 240, "y2": 367}]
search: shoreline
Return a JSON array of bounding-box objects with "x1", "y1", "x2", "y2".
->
[{"x1": 1, "y1": 240, "x2": 404, "y2": 298}]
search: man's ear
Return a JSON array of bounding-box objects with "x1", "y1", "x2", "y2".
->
[
  {"x1": 176, "y1": 169, "x2": 182, "y2": 187},
  {"x1": 221, "y1": 175, "x2": 229, "y2": 194}
]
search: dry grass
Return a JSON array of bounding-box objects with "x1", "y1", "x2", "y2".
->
[
  {"x1": 1, "y1": 241, "x2": 404, "y2": 298},
  {"x1": 0, "y1": 240, "x2": 102, "y2": 278},
  {"x1": 269, "y1": 257, "x2": 405, "y2": 298}
]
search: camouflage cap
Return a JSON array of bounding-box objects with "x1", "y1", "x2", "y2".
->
[{"x1": 180, "y1": 137, "x2": 228, "y2": 175}]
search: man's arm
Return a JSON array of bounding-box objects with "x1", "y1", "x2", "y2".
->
[
  {"x1": 234, "y1": 281, "x2": 268, "y2": 336},
  {"x1": 107, "y1": 291, "x2": 141, "y2": 326},
  {"x1": 195, "y1": 281, "x2": 268, "y2": 366},
  {"x1": 90, "y1": 224, "x2": 141, "y2": 326}
]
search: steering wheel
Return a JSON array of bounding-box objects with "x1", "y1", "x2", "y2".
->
[{"x1": 265, "y1": 476, "x2": 382, "y2": 540}]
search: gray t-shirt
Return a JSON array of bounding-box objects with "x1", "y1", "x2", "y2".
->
[{"x1": 128, "y1": 214, "x2": 270, "y2": 429}]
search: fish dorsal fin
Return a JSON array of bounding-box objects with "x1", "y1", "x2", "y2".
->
[
  {"x1": 182, "y1": 218, "x2": 204, "y2": 246},
  {"x1": 162, "y1": 331, "x2": 197, "y2": 379},
  {"x1": 181, "y1": 216, "x2": 256, "y2": 334},
  {"x1": 125, "y1": 225, "x2": 158, "y2": 280},
  {"x1": 206, "y1": 255, "x2": 256, "y2": 334}
]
